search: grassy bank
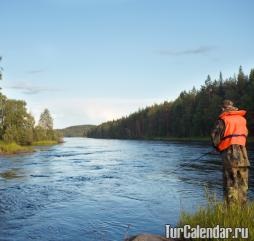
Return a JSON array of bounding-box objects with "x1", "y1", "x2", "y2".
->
[
  {"x1": 32, "y1": 140, "x2": 60, "y2": 146},
  {"x1": 178, "y1": 194, "x2": 254, "y2": 240},
  {"x1": 0, "y1": 139, "x2": 63, "y2": 155},
  {"x1": 0, "y1": 141, "x2": 34, "y2": 155}
]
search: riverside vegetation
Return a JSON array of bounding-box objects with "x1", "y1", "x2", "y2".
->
[
  {"x1": 178, "y1": 191, "x2": 254, "y2": 241},
  {"x1": 0, "y1": 98, "x2": 63, "y2": 155}
]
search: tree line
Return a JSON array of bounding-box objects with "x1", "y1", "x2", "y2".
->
[
  {"x1": 0, "y1": 94, "x2": 62, "y2": 145},
  {"x1": 0, "y1": 59, "x2": 62, "y2": 146},
  {"x1": 87, "y1": 66, "x2": 254, "y2": 139}
]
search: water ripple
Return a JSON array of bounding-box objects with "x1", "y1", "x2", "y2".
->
[{"x1": 0, "y1": 138, "x2": 253, "y2": 241}]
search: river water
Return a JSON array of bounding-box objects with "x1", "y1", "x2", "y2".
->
[{"x1": 0, "y1": 138, "x2": 253, "y2": 241}]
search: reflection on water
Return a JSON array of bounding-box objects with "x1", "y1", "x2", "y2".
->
[
  {"x1": 0, "y1": 168, "x2": 24, "y2": 179},
  {"x1": 0, "y1": 138, "x2": 253, "y2": 241}
]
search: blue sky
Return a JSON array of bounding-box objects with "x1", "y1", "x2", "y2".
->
[{"x1": 1, "y1": 0, "x2": 254, "y2": 128}]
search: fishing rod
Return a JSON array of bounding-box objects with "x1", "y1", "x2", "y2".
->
[{"x1": 169, "y1": 150, "x2": 218, "y2": 174}]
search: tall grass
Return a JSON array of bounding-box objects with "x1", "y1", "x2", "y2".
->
[
  {"x1": 0, "y1": 141, "x2": 34, "y2": 154},
  {"x1": 32, "y1": 140, "x2": 59, "y2": 146},
  {"x1": 178, "y1": 191, "x2": 254, "y2": 240}
]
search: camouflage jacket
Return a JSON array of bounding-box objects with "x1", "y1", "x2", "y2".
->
[{"x1": 211, "y1": 117, "x2": 250, "y2": 167}]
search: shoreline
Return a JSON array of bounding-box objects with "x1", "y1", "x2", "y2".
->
[
  {"x1": 149, "y1": 136, "x2": 254, "y2": 145},
  {"x1": 87, "y1": 136, "x2": 254, "y2": 144},
  {"x1": 0, "y1": 140, "x2": 62, "y2": 155},
  {"x1": 2, "y1": 136, "x2": 253, "y2": 155},
  {"x1": 0, "y1": 142, "x2": 35, "y2": 155},
  {"x1": 32, "y1": 140, "x2": 61, "y2": 146}
]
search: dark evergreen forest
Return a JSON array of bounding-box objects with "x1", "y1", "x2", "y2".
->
[{"x1": 87, "y1": 66, "x2": 254, "y2": 139}]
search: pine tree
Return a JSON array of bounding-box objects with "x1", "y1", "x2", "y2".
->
[
  {"x1": 237, "y1": 66, "x2": 246, "y2": 89},
  {"x1": 249, "y1": 69, "x2": 254, "y2": 84},
  {"x1": 205, "y1": 75, "x2": 212, "y2": 86},
  {"x1": 38, "y1": 109, "x2": 53, "y2": 130},
  {"x1": 219, "y1": 72, "x2": 223, "y2": 83}
]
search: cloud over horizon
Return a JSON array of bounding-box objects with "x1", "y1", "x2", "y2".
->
[
  {"x1": 7, "y1": 82, "x2": 59, "y2": 95},
  {"x1": 159, "y1": 46, "x2": 216, "y2": 56}
]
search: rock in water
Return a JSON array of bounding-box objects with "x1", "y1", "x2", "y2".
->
[{"x1": 125, "y1": 234, "x2": 175, "y2": 241}]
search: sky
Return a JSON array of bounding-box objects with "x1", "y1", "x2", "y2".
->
[{"x1": 0, "y1": 0, "x2": 254, "y2": 128}]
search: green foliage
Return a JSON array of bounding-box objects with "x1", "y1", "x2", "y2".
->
[
  {"x1": 178, "y1": 192, "x2": 254, "y2": 241},
  {"x1": 2, "y1": 99, "x2": 35, "y2": 145},
  {"x1": 0, "y1": 94, "x2": 62, "y2": 150},
  {"x1": 34, "y1": 110, "x2": 63, "y2": 143},
  {"x1": 0, "y1": 92, "x2": 7, "y2": 138},
  {"x1": 88, "y1": 67, "x2": 254, "y2": 139},
  {"x1": 33, "y1": 126, "x2": 47, "y2": 141}
]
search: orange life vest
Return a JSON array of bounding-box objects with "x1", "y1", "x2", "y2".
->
[{"x1": 217, "y1": 110, "x2": 248, "y2": 151}]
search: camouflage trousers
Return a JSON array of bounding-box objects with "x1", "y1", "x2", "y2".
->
[
  {"x1": 223, "y1": 167, "x2": 249, "y2": 205},
  {"x1": 221, "y1": 145, "x2": 250, "y2": 205}
]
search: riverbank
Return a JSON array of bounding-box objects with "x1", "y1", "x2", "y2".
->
[
  {"x1": 91, "y1": 136, "x2": 254, "y2": 144},
  {"x1": 178, "y1": 198, "x2": 254, "y2": 240},
  {"x1": 0, "y1": 142, "x2": 34, "y2": 155},
  {"x1": 129, "y1": 198, "x2": 254, "y2": 241},
  {"x1": 143, "y1": 136, "x2": 254, "y2": 144},
  {"x1": 32, "y1": 140, "x2": 62, "y2": 146},
  {"x1": 0, "y1": 140, "x2": 63, "y2": 155},
  {"x1": 149, "y1": 136, "x2": 210, "y2": 142}
]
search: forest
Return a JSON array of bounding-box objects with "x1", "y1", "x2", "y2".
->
[{"x1": 87, "y1": 66, "x2": 254, "y2": 139}]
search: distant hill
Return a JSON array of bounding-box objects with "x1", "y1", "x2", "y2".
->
[{"x1": 57, "y1": 125, "x2": 96, "y2": 137}]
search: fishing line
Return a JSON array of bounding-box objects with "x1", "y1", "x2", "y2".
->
[{"x1": 169, "y1": 150, "x2": 217, "y2": 174}]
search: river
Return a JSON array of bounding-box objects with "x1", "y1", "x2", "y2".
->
[{"x1": 0, "y1": 138, "x2": 253, "y2": 241}]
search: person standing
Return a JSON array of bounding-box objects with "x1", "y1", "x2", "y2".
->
[{"x1": 211, "y1": 100, "x2": 250, "y2": 205}]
